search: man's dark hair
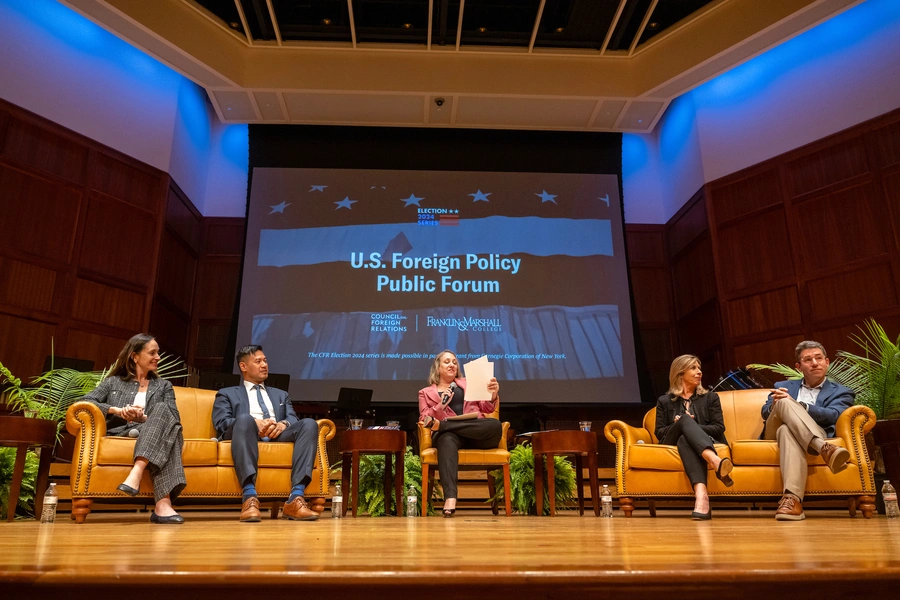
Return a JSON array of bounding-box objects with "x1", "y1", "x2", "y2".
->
[{"x1": 236, "y1": 345, "x2": 264, "y2": 365}]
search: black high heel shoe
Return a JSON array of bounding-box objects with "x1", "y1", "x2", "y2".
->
[
  {"x1": 715, "y1": 457, "x2": 734, "y2": 487},
  {"x1": 691, "y1": 510, "x2": 712, "y2": 521}
]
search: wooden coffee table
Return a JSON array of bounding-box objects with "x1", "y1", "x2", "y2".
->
[
  {"x1": 0, "y1": 416, "x2": 57, "y2": 521},
  {"x1": 531, "y1": 429, "x2": 600, "y2": 516},
  {"x1": 340, "y1": 429, "x2": 406, "y2": 517}
]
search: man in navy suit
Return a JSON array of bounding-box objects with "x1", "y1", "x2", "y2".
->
[
  {"x1": 761, "y1": 341, "x2": 855, "y2": 521},
  {"x1": 213, "y1": 345, "x2": 319, "y2": 522}
]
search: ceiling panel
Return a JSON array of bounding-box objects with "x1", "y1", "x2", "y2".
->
[
  {"x1": 212, "y1": 90, "x2": 259, "y2": 121},
  {"x1": 282, "y1": 92, "x2": 426, "y2": 124},
  {"x1": 455, "y1": 96, "x2": 597, "y2": 128}
]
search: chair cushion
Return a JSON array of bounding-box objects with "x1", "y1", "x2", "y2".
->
[
  {"x1": 731, "y1": 438, "x2": 846, "y2": 466},
  {"x1": 218, "y1": 440, "x2": 295, "y2": 467},
  {"x1": 96, "y1": 436, "x2": 218, "y2": 466},
  {"x1": 628, "y1": 443, "x2": 730, "y2": 471},
  {"x1": 420, "y1": 448, "x2": 510, "y2": 465}
]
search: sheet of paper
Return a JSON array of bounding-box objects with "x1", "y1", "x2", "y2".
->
[{"x1": 462, "y1": 355, "x2": 494, "y2": 401}]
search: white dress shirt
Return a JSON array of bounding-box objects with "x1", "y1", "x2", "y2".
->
[
  {"x1": 798, "y1": 380, "x2": 824, "y2": 408},
  {"x1": 243, "y1": 379, "x2": 276, "y2": 420}
]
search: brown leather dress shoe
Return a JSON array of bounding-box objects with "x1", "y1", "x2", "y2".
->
[
  {"x1": 240, "y1": 497, "x2": 261, "y2": 522},
  {"x1": 819, "y1": 442, "x2": 850, "y2": 474},
  {"x1": 775, "y1": 493, "x2": 805, "y2": 521},
  {"x1": 283, "y1": 496, "x2": 319, "y2": 521}
]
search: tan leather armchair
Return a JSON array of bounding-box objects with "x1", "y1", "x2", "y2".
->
[
  {"x1": 65, "y1": 386, "x2": 335, "y2": 523},
  {"x1": 603, "y1": 389, "x2": 877, "y2": 517},
  {"x1": 418, "y1": 403, "x2": 512, "y2": 515}
]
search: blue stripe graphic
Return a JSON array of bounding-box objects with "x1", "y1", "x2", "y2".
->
[{"x1": 258, "y1": 216, "x2": 612, "y2": 267}]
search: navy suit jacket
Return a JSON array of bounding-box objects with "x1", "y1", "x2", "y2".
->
[
  {"x1": 760, "y1": 379, "x2": 855, "y2": 439},
  {"x1": 212, "y1": 382, "x2": 299, "y2": 440}
]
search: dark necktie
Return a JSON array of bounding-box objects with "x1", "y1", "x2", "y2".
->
[{"x1": 255, "y1": 385, "x2": 272, "y2": 419}]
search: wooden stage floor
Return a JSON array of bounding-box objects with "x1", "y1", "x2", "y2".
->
[{"x1": 3, "y1": 508, "x2": 900, "y2": 600}]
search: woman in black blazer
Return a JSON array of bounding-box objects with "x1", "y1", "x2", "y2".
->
[{"x1": 655, "y1": 354, "x2": 734, "y2": 520}]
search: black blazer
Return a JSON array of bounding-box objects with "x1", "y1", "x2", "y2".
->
[{"x1": 655, "y1": 391, "x2": 728, "y2": 445}]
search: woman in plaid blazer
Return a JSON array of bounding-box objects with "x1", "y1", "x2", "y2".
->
[{"x1": 82, "y1": 333, "x2": 187, "y2": 524}]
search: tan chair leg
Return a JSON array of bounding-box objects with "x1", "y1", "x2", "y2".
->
[
  {"x1": 72, "y1": 498, "x2": 92, "y2": 524},
  {"x1": 502, "y1": 464, "x2": 512, "y2": 516},
  {"x1": 848, "y1": 496, "x2": 857, "y2": 517},
  {"x1": 422, "y1": 464, "x2": 430, "y2": 515},
  {"x1": 270, "y1": 502, "x2": 282, "y2": 519},
  {"x1": 487, "y1": 471, "x2": 499, "y2": 515},
  {"x1": 858, "y1": 495, "x2": 875, "y2": 519},
  {"x1": 619, "y1": 497, "x2": 634, "y2": 518}
]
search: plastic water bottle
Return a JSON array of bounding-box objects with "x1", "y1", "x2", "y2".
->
[
  {"x1": 600, "y1": 484, "x2": 613, "y2": 518},
  {"x1": 40, "y1": 483, "x2": 58, "y2": 524},
  {"x1": 406, "y1": 485, "x2": 418, "y2": 517},
  {"x1": 883, "y1": 480, "x2": 898, "y2": 519},
  {"x1": 331, "y1": 482, "x2": 343, "y2": 519}
]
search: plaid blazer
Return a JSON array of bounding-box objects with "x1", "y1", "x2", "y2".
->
[{"x1": 82, "y1": 376, "x2": 178, "y2": 436}]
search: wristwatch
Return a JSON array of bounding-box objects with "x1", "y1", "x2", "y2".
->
[
  {"x1": 279, "y1": 420, "x2": 290, "y2": 427},
  {"x1": 799, "y1": 401, "x2": 810, "y2": 411}
]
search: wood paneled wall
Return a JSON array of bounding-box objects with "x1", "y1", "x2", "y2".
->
[
  {"x1": 627, "y1": 107, "x2": 900, "y2": 396},
  {"x1": 0, "y1": 99, "x2": 243, "y2": 380},
  {"x1": 0, "y1": 99, "x2": 168, "y2": 378},
  {"x1": 708, "y1": 108, "x2": 900, "y2": 372}
]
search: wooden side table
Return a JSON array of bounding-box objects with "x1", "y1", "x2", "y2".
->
[
  {"x1": 340, "y1": 429, "x2": 406, "y2": 517},
  {"x1": 0, "y1": 416, "x2": 57, "y2": 521},
  {"x1": 532, "y1": 429, "x2": 600, "y2": 516}
]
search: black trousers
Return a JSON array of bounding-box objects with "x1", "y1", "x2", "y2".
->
[
  {"x1": 659, "y1": 416, "x2": 715, "y2": 487},
  {"x1": 224, "y1": 414, "x2": 318, "y2": 489},
  {"x1": 433, "y1": 418, "x2": 503, "y2": 499}
]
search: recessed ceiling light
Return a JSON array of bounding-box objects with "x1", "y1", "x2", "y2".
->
[
  {"x1": 229, "y1": 21, "x2": 240, "y2": 29},
  {"x1": 322, "y1": 18, "x2": 332, "y2": 26},
  {"x1": 477, "y1": 26, "x2": 488, "y2": 34},
  {"x1": 555, "y1": 27, "x2": 565, "y2": 34},
  {"x1": 648, "y1": 22, "x2": 659, "y2": 30},
  {"x1": 402, "y1": 23, "x2": 413, "y2": 30}
]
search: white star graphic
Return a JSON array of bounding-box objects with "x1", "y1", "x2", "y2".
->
[
  {"x1": 335, "y1": 197, "x2": 357, "y2": 210},
  {"x1": 469, "y1": 190, "x2": 491, "y2": 202},
  {"x1": 402, "y1": 193, "x2": 424, "y2": 207},
  {"x1": 309, "y1": 185, "x2": 327, "y2": 192},
  {"x1": 269, "y1": 201, "x2": 291, "y2": 214},
  {"x1": 598, "y1": 194, "x2": 610, "y2": 206},
  {"x1": 536, "y1": 190, "x2": 558, "y2": 204}
]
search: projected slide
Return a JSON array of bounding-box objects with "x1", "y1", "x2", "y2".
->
[{"x1": 236, "y1": 168, "x2": 640, "y2": 403}]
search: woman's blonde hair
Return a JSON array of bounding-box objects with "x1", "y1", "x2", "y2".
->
[
  {"x1": 427, "y1": 350, "x2": 457, "y2": 386},
  {"x1": 666, "y1": 354, "x2": 707, "y2": 397}
]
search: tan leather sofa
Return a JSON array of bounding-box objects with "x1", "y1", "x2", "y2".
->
[
  {"x1": 65, "y1": 386, "x2": 335, "y2": 523},
  {"x1": 603, "y1": 389, "x2": 877, "y2": 518}
]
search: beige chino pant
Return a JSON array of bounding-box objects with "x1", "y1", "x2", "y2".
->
[{"x1": 763, "y1": 398, "x2": 826, "y2": 500}]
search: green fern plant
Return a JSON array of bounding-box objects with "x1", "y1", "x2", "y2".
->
[
  {"x1": 0, "y1": 447, "x2": 40, "y2": 519},
  {"x1": 490, "y1": 443, "x2": 577, "y2": 515},
  {"x1": 332, "y1": 446, "x2": 443, "y2": 516}
]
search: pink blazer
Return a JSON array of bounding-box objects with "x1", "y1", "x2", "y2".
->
[{"x1": 418, "y1": 377, "x2": 499, "y2": 422}]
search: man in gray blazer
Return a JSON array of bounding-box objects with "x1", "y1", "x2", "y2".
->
[
  {"x1": 213, "y1": 345, "x2": 319, "y2": 522},
  {"x1": 761, "y1": 340, "x2": 855, "y2": 521}
]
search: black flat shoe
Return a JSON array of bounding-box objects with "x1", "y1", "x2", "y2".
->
[
  {"x1": 442, "y1": 508, "x2": 456, "y2": 518},
  {"x1": 691, "y1": 510, "x2": 712, "y2": 521},
  {"x1": 117, "y1": 483, "x2": 139, "y2": 497},
  {"x1": 150, "y1": 512, "x2": 184, "y2": 524},
  {"x1": 715, "y1": 457, "x2": 735, "y2": 487}
]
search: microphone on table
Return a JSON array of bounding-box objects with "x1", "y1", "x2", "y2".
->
[{"x1": 441, "y1": 382, "x2": 457, "y2": 406}]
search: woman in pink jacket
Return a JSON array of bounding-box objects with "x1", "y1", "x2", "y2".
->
[{"x1": 419, "y1": 350, "x2": 501, "y2": 517}]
